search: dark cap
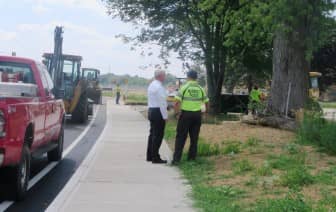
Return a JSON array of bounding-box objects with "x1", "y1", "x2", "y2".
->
[{"x1": 187, "y1": 70, "x2": 198, "y2": 79}]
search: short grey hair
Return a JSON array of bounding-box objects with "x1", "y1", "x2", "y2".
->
[{"x1": 154, "y1": 70, "x2": 166, "y2": 79}]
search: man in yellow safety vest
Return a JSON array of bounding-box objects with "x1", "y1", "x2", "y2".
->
[{"x1": 172, "y1": 70, "x2": 209, "y2": 165}]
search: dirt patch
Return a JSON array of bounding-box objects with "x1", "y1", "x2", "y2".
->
[{"x1": 200, "y1": 122, "x2": 295, "y2": 144}]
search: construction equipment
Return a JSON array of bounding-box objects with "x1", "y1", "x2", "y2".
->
[
  {"x1": 82, "y1": 68, "x2": 102, "y2": 104},
  {"x1": 309, "y1": 71, "x2": 322, "y2": 99},
  {"x1": 43, "y1": 26, "x2": 92, "y2": 123}
]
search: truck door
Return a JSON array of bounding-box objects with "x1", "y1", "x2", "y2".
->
[
  {"x1": 42, "y1": 65, "x2": 61, "y2": 139},
  {"x1": 37, "y1": 64, "x2": 55, "y2": 144}
]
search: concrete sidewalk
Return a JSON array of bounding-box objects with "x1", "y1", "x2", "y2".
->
[{"x1": 47, "y1": 100, "x2": 193, "y2": 212}]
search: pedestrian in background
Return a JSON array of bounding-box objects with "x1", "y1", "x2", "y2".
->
[
  {"x1": 249, "y1": 85, "x2": 262, "y2": 116},
  {"x1": 146, "y1": 70, "x2": 168, "y2": 164},
  {"x1": 172, "y1": 70, "x2": 209, "y2": 165},
  {"x1": 116, "y1": 84, "x2": 121, "y2": 104}
]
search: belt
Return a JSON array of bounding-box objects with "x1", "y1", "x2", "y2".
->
[{"x1": 181, "y1": 110, "x2": 201, "y2": 113}]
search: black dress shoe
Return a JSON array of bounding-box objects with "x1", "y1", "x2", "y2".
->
[
  {"x1": 152, "y1": 159, "x2": 167, "y2": 164},
  {"x1": 146, "y1": 158, "x2": 152, "y2": 162}
]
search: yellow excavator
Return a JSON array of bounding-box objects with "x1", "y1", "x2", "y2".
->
[
  {"x1": 309, "y1": 71, "x2": 322, "y2": 99},
  {"x1": 43, "y1": 26, "x2": 92, "y2": 123},
  {"x1": 82, "y1": 68, "x2": 102, "y2": 104}
]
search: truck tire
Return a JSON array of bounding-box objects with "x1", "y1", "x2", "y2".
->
[
  {"x1": 13, "y1": 144, "x2": 31, "y2": 201},
  {"x1": 72, "y1": 93, "x2": 88, "y2": 123},
  {"x1": 48, "y1": 126, "x2": 64, "y2": 162}
]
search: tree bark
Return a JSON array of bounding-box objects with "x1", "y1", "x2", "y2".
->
[{"x1": 267, "y1": 30, "x2": 309, "y2": 116}]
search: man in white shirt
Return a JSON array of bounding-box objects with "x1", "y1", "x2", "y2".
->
[{"x1": 146, "y1": 70, "x2": 168, "y2": 164}]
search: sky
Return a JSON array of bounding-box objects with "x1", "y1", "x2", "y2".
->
[{"x1": 0, "y1": 0, "x2": 185, "y2": 78}]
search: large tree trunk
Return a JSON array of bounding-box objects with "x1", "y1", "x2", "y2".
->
[{"x1": 267, "y1": 30, "x2": 310, "y2": 116}]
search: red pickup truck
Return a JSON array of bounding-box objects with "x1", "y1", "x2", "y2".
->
[{"x1": 0, "y1": 56, "x2": 65, "y2": 200}]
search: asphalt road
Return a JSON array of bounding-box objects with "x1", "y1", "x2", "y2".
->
[{"x1": 0, "y1": 103, "x2": 106, "y2": 212}]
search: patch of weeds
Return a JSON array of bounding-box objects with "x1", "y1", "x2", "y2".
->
[
  {"x1": 283, "y1": 143, "x2": 300, "y2": 154},
  {"x1": 223, "y1": 142, "x2": 241, "y2": 155},
  {"x1": 256, "y1": 161, "x2": 273, "y2": 176},
  {"x1": 179, "y1": 157, "x2": 243, "y2": 212},
  {"x1": 327, "y1": 160, "x2": 336, "y2": 166},
  {"x1": 179, "y1": 157, "x2": 214, "y2": 185},
  {"x1": 193, "y1": 185, "x2": 242, "y2": 212},
  {"x1": 280, "y1": 165, "x2": 314, "y2": 188},
  {"x1": 198, "y1": 140, "x2": 221, "y2": 157},
  {"x1": 245, "y1": 176, "x2": 259, "y2": 187},
  {"x1": 232, "y1": 159, "x2": 254, "y2": 174},
  {"x1": 245, "y1": 137, "x2": 261, "y2": 147},
  {"x1": 252, "y1": 190, "x2": 312, "y2": 212},
  {"x1": 315, "y1": 166, "x2": 336, "y2": 185},
  {"x1": 268, "y1": 153, "x2": 306, "y2": 170},
  {"x1": 317, "y1": 189, "x2": 336, "y2": 211},
  {"x1": 264, "y1": 143, "x2": 275, "y2": 149}
]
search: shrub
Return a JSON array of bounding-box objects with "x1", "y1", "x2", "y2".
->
[
  {"x1": 320, "y1": 121, "x2": 336, "y2": 154},
  {"x1": 297, "y1": 112, "x2": 325, "y2": 144},
  {"x1": 297, "y1": 112, "x2": 336, "y2": 155}
]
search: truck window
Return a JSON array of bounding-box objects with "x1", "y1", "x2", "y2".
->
[
  {"x1": 37, "y1": 63, "x2": 54, "y2": 93},
  {"x1": 0, "y1": 62, "x2": 35, "y2": 84}
]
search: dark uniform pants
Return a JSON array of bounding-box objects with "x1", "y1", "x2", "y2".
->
[
  {"x1": 147, "y1": 108, "x2": 166, "y2": 161},
  {"x1": 116, "y1": 92, "x2": 121, "y2": 104},
  {"x1": 173, "y1": 110, "x2": 202, "y2": 162}
]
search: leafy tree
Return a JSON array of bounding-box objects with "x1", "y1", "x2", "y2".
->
[
  {"x1": 265, "y1": 0, "x2": 335, "y2": 116},
  {"x1": 312, "y1": 31, "x2": 336, "y2": 91},
  {"x1": 103, "y1": 0, "x2": 254, "y2": 113}
]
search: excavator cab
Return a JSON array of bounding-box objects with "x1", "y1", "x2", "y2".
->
[
  {"x1": 82, "y1": 68, "x2": 102, "y2": 104},
  {"x1": 43, "y1": 26, "x2": 92, "y2": 123}
]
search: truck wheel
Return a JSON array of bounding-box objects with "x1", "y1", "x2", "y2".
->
[
  {"x1": 72, "y1": 93, "x2": 88, "y2": 123},
  {"x1": 48, "y1": 126, "x2": 64, "y2": 162},
  {"x1": 13, "y1": 144, "x2": 31, "y2": 201}
]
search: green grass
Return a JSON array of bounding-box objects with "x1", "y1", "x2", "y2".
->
[
  {"x1": 283, "y1": 143, "x2": 301, "y2": 154},
  {"x1": 223, "y1": 142, "x2": 241, "y2": 155},
  {"x1": 198, "y1": 139, "x2": 222, "y2": 157},
  {"x1": 319, "y1": 101, "x2": 336, "y2": 109},
  {"x1": 268, "y1": 153, "x2": 306, "y2": 170},
  {"x1": 280, "y1": 165, "x2": 314, "y2": 188},
  {"x1": 124, "y1": 93, "x2": 147, "y2": 105},
  {"x1": 315, "y1": 166, "x2": 336, "y2": 185},
  {"x1": 253, "y1": 191, "x2": 312, "y2": 212},
  {"x1": 256, "y1": 162, "x2": 273, "y2": 176},
  {"x1": 232, "y1": 159, "x2": 254, "y2": 174},
  {"x1": 245, "y1": 137, "x2": 261, "y2": 147},
  {"x1": 178, "y1": 158, "x2": 244, "y2": 212},
  {"x1": 102, "y1": 90, "x2": 113, "y2": 97},
  {"x1": 297, "y1": 113, "x2": 336, "y2": 155}
]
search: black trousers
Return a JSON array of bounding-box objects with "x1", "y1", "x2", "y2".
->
[
  {"x1": 116, "y1": 92, "x2": 121, "y2": 104},
  {"x1": 147, "y1": 108, "x2": 166, "y2": 161},
  {"x1": 173, "y1": 110, "x2": 202, "y2": 162}
]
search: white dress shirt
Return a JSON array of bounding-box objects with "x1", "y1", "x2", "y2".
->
[{"x1": 147, "y1": 80, "x2": 168, "y2": 120}]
